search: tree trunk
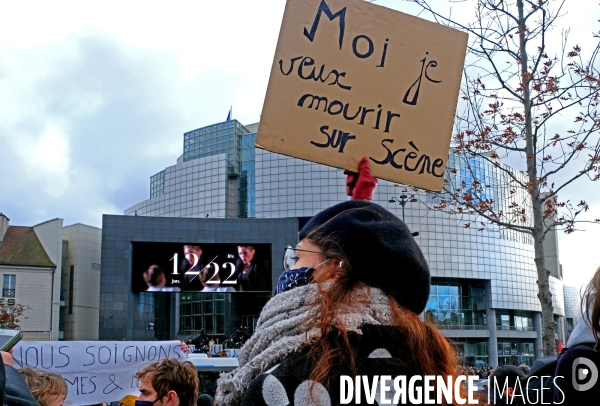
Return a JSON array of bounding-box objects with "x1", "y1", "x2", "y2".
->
[{"x1": 518, "y1": 0, "x2": 556, "y2": 356}]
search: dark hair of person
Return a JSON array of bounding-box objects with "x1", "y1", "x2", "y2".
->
[
  {"x1": 196, "y1": 393, "x2": 214, "y2": 406},
  {"x1": 135, "y1": 358, "x2": 199, "y2": 406},
  {"x1": 583, "y1": 266, "x2": 600, "y2": 350},
  {"x1": 144, "y1": 265, "x2": 165, "y2": 286},
  {"x1": 304, "y1": 228, "x2": 468, "y2": 405},
  {"x1": 491, "y1": 365, "x2": 526, "y2": 394}
]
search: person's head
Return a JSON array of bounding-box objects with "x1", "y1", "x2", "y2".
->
[
  {"x1": 294, "y1": 200, "x2": 430, "y2": 313},
  {"x1": 583, "y1": 266, "x2": 600, "y2": 350},
  {"x1": 237, "y1": 246, "x2": 255, "y2": 265},
  {"x1": 196, "y1": 394, "x2": 213, "y2": 406},
  {"x1": 283, "y1": 201, "x2": 451, "y2": 388},
  {"x1": 183, "y1": 245, "x2": 203, "y2": 264},
  {"x1": 491, "y1": 365, "x2": 526, "y2": 399},
  {"x1": 135, "y1": 358, "x2": 199, "y2": 406},
  {"x1": 18, "y1": 368, "x2": 68, "y2": 406},
  {"x1": 144, "y1": 265, "x2": 166, "y2": 287}
]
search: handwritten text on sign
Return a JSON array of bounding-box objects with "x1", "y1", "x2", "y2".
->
[
  {"x1": 256, "y1": 0, "x2": 468, "y2": 191},
  {"x1": 12, "y1": 341, "x2": 185, "y2": 406}
]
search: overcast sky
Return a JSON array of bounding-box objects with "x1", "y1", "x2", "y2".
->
[{"x1": 1, "y1": 0, "x2": 598, "y2": 290}]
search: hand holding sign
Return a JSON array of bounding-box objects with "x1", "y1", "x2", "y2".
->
[{"x1": 344, "y1": 157, "x2": 378, "y2": 201}]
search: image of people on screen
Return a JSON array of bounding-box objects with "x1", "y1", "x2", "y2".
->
[
  {"x1": 181, "y1": 245, "x2": 206, "y2": 291},
  {"x1": 143, "y1": 265, "x2": 180, "y2": 292},
  {"x1": 236, "y1": 245, "x2": 269, "y2": 291},
  {"x1": 198, "y1": 262, "x2": 236, "y2": 292}
]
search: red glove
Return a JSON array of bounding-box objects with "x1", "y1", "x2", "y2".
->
[{"x1": 344, "y1": 157, "x2": 378, "y2": 201}]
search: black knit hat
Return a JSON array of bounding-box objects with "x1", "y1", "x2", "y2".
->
[{"x1": 299, "y1": 200, "x2": 430, "y2": 314}]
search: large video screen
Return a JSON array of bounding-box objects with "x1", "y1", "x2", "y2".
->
[{"x1": 131, "y1": 242, "x2": 272, "y2": 293}]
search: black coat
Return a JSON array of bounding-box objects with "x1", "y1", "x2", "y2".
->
[
  {"x1": 235, "y1": 259, "x2": 269, "y2": 292},
  {"x1": 0, "y1": 361, "x2": 40, "y2": 406},
  {"x1": 554, "y1": 344, "x2": 600, "y2": 403},
  {"x1": 240, "y1": 324, "x2": 432, "y2": 406}
]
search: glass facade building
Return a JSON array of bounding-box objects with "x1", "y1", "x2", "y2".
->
[
  {"x1": 183, "y1": 120, "x2": 249, "y2": 174},
  {"x1": 123, "y1": 120, "x2": 568, "y2": 367},
  {"x1": 180, "y1": 292, "x2": 226, "y2": 335},
  {"x1": 425, "y1": 279, "x2": 487, "y2": 329},
  {"x1": 150, "y1": 170, "x2": 165, "y2": 198}
]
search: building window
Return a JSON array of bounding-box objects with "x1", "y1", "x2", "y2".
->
[
  {"x1": 150, "y1": 170, "x2": 165, "y2": 198},
  {"x1": 425, "y1": 279, "x2": 486, "y2": 329},
  {"x1": 454, "y1": 341, "x2": 489, "y2": 368},
  {"x1": 497, "y1": 341, "x2": 535, "y2": 366},
  {"x1": 3, "y1": 275, "x2": 15, "y2": 297},
  {"x1": 495, "y1": 310, "x2": 534, "y2": 331},
  {"x1": 180, "y1": 293, "x2": 225, "y2": 336},
  {"x1": 69, "y1": 265, "x2": 74, "y2": 314},
  {"x1": 241, "y1": 315, "x2": 260, "y2": 335}
]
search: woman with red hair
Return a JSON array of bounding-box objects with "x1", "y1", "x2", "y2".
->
[{"x1": 216, "y1": 159, "x2": 467, "y2": 406}]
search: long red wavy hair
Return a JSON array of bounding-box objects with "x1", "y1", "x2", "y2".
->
[{"x1": 304, "y1": 233, "x2": 484, "y2": 405}]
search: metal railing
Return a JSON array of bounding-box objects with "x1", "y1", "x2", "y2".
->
[
  {"x1": 435, "y1": 325, "x2": 488, "y2": 330},
  {"x1": 2, "y1": 289, "x2": 15, "y2": 297},
  {"x1": 496, "y1": 325, "x2": 536, "y2": 331},
  {"x1": 435, "y1": 324, "x2": 535, "y2": 331}
]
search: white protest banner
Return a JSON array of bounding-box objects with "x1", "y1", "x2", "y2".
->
[
  {"x1": 12, "y1": 340, "x2": 185, "y2": 406},
  {"x1": 256, "y1": 0, "x2": 468, "y2": 191}
]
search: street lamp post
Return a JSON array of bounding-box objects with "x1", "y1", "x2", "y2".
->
[{"x1": 388, "y1": 195, "x2": 418, "y2": 222}]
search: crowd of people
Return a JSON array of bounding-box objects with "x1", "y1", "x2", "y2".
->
[
  {"x1": 0, "y1": 345, "x2": 210, "y2": 406},
  {"x1": 184, "y1": 326, "x2": 250, "y2": 356},
  {"x1": 457, "y1": 364, "x2": 530, "y2": 379},
  {"x1": 1, "y1": 159, "x2": 599, "y2": 405}
]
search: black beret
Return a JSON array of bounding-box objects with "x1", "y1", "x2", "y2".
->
[{"x1": 299, "y1": 200, "x2": 430, "y2": 314}]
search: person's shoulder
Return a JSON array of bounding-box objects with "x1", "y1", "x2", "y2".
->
[
  {"x1": 557, "y1": 343, "x2": 598, "y2": 367},
  {"x1": 241, "y1": 355, "x2": 328, "y2": 406},
  {"x1": 4, "y1": 365, "x2": 41, "y2": 406},
  {"x1": 554, "y1": 343, "x2": 600, "y2": 401}
]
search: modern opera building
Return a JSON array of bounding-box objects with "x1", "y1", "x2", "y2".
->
[{"x1": 105, "y1": 119, "x2": 573, "y2": 368}]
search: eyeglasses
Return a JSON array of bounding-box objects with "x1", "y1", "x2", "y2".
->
[{"x1": 282, "y1": 245, "x2": 324, "y2": 271}]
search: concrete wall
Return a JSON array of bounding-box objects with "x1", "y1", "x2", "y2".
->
[
  {"x1": 0, "y1": 214, "x2": 9, "y2": 242},
  {"x1": 61, "y1": 224, "x2": 102, "y2": 340},
  {"x1": 0, "y1": 264, "x2": 54, "y2": 340},
  {"x1": 33, "y1": 219, "x2": 63, "y2": 341},
  {"x1": 543, "y1": 222, "x2": 562, "y2": 280}
]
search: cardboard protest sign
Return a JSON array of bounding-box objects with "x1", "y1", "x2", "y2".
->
[
  {"x1": 12, "y1": 341, "x2": 185, "y2": 405},
  {"x1": 256, "y1": 0, "x2": 468, "y2": 191}
]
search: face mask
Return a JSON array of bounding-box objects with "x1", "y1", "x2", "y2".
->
[
  {"x1": 135, "y1": 399, "x2": 160, "y2": 406},
  {"x1": 273, "y1": 259, "x2": 329, "y2": 296}
]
